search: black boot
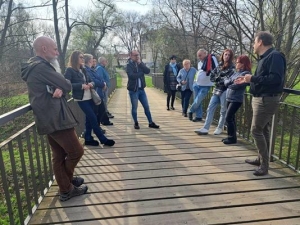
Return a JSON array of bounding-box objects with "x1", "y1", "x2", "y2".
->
[{"x1": 245, "y1": 158, "x2": 261, "y2": 166}]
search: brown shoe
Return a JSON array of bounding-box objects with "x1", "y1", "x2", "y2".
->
[{"x1": 245, "y1": 158, "x2": 260, "y2": 166}]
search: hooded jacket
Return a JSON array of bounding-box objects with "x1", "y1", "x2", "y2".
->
[{"x1": 21, "y1": 56, "x2": 78, "y2": 135}]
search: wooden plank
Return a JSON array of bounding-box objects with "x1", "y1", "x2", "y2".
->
[
  {"x1": 30, "y1": 189, "x2": 300, "y2": 224},
  {"x1": 39, "y1": 176, "x2": 300, "y2": 208}
]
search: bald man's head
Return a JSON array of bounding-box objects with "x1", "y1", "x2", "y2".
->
[{"x1": 33, "y1": 36, "x2": 59, "y2": 62}]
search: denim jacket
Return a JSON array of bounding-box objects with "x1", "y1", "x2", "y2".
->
[{"x1": 177, "y1": 67, "x2": 197, "y2": 91}]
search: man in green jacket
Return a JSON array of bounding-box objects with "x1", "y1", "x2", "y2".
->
[{"x1": 21, "y1": 36, "x2": 88, "y2": 201}]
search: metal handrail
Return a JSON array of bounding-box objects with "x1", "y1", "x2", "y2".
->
[{"x1": 0, "y1": 76, "x2": 117, "y2": 225}]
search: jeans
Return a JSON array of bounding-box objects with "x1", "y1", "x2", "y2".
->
[
  {"x1": 78, "y1": 99, "x2": 108, "y2": 143},
  {"x1": 181, "y1": 89, "x2": 193, "y2": 114},
  {"x1": 95, "y1": 101, "x2": 109, "y2": 124},
  {"x1": 251, "y1": 96, "x2": 280, "y2": 167},
  {"x1": 225, "y1": 101, "x2": 242, "y2": 140},
  {"x1": 47, "y1": 128, "x2": 84, "y2": 193},
  {"x1": 167, "y1": 90, "x2": 176, "y2": 108},
  {"x1": 129, "y1": 89, "x2": 153, "y2": 124},
  {"x1": 203, "y1": 91, "x2": 227, "y2": 130},
  {"x1": 189, "y1": 85, "x2": 210, "y2": 118}
]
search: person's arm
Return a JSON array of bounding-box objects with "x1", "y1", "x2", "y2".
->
[
  {"x1": 126, "y1": 62, "x2": 145, "y2": 79},
  {"x1": 163, "y1": 65, "x2": 168, "y2": 84},
  {"x1": 251, "y1": 53, "x2": 285, "y2": 85},
  {"x1": 89, "y1": 70, "x2": 105, "y2": 88}
]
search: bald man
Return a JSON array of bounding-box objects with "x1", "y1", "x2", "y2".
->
[
  {"x1": 126, "y1": 50, "x2": 159, "y2": 129},
  {"x1": 21, "y1": 36, "x2": 88, "y2": 201}
]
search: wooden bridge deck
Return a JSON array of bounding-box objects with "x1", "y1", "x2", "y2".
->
[{"x1": 29, "y1": 71, "x2": 300, "y2": 225}]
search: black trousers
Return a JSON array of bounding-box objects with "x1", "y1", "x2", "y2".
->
[
  {"x1": 225, "y1": 101, "x2": 242, "y2": 140},
  {"x1": 167, "y1": 90, "x2": 176, "y2": 107},
  {"x1": 94, "y1": 101, "x2": 109, "y2": 125}
]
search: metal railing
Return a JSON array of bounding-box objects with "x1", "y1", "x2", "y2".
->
[
  {"x1": 0, "y1": 75, "x2": 117, "y2": 225},
  {"x1": 152, "y1": 73, "x2": 300, "y2": 172}
]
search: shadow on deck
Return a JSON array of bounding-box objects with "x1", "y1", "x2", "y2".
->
[{"x1": 29, "y1": 71, "x2": 300, "y2": 225}]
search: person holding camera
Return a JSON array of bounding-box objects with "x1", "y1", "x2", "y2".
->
[{"x1": 195, "y1": 49, "x2": 235, "y2": 135}]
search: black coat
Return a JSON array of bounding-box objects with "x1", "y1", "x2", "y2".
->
[{"x1": 163, "y1": 63, "x2": 181, "y2": 93}]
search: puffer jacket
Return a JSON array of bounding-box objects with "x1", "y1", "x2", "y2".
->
[{"x1": 224, "y1": 70, "x2": 249, "y2": 103}]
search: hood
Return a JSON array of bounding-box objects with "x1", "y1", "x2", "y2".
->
[{"x1": 21, "y1": 56, "x2": 45, "y2": 81}]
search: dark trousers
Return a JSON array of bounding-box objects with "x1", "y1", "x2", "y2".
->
[
  {"x1": 225, "y1": 101, "x2": 242, "y2": 140},
  {"x1": 251, "y1": 96, "x2": 280, "y2": 168},
  {"x1": 47, "y1": 128, "x2": 84, "y2": 193},
  {"x1": 167, "y1": 90, "x2": 176, "y2": 108},
  {"x1": 181, "y1": 89, "x2": 193, "y2": 113},
  {"x1": 95, "y1": 101, "x2": 109, "y2": 125},
  {"x1": 78, "y1": 99, "x2": 108, "y2": 143}
]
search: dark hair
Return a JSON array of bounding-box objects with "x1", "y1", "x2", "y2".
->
[
  {"x1": 255, "y1": 31, "x2": 273, "y2": 46},
  {"x1": 68, "y1": 50, "x2": 83, "y2": 70},
  {"x1": 169, "y1": 55, "x2": 176, "y2": 60},
  {"x1": 236, "y1": 55, "x2": 251, "y2": 72},
  {"x1": 220, "y1": 49, "x2": 234, "y2": 70}
]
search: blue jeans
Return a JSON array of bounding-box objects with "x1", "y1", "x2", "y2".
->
[
  {"x1": 189, "y1": 85, "x2": 210, "y2": 118},
  {"x1": 181, "y1": 89, "x2": 193, "y2": 114},
  {"x1": 203, "y1": 91, "x2": 227, "y2": 130},
  {"x1": 129, "y1": 89, "x2": 153, "y2": 124},
  {"x1": 77, "y1": 99, "x2": 107, "y2": 143}
]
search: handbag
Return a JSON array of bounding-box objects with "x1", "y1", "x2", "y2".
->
[
  {"x1": 90, "y1": 89, "x2": 102, "y2": 105},
  {"x1": 176, "y1": 83, "x2": 182, "y2": 91}
]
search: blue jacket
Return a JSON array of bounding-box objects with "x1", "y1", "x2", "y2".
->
[
  {"x1": 177, "y1": 67, "x2": 197, "y2": 91},
  {"x1": 96, "y1": 65, "x2": 110, "y2": 88},
  {"x1": 224, "y1": 70, "x2": 249, "y2": 103},
  {"x1": 85, "y1": 66, "x2": 105, "y2": 99}
]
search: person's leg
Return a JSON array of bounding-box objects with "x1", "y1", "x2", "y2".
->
[
  {"x1": 180, "y1": 90, "x2": 185, "y2": 113},
  {"x1": 251, "y1": 96, "x2": 280, "y2": 174},
  {"x1": 97, "y1": 101, "x2": 109, "y2": 124},
  {"x1": 183, "y1": 89, "x2": 193, "y2": 114},
  {"x1": 194, "y1": 86, "x2": 210, "y2": 119},
  {"x1": 166, "y1": 92, "x2": 171, "y2": 109},
  {"x1": 202, "y1": 95, "x2": 220, "y2": 130},
  {"x1": 47, "y1": 128, "x2": 84, "y2": 193},
  {"x1": 139, "y1": 89, "x2": 153, "y2": 124},
  {"x1": 129, "y1": 90, "x2": 139, "y2": 123},
  {"x1": 217, "y1": 91, "x2": 228, "y2": 129},
  {"x1": 171, "y1": 90, "x2": 176, "y2": 108},
  {"x1": 225, "y1": 102, "x2": 242, "y2": 141},
  {"x1": 189, "y1": 85, "x2": 201, "y2": 114},
  {"x1": 78, "y1": 100, "x2": 108, "y2": 144}
]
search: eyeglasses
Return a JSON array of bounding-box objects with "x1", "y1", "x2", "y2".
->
[
  {"x1": 132, "y1": 54, "x2": 139, "y2": 56},
  {"x1": 79, "y1": 56, "x2": 84, "y2": 59},
  {"x1": 236, "y1": 61, "x2": 241, "y2": 64}
]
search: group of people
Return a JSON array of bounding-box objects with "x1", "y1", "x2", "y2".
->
[
  {"x1": 163, "y1": 31, "x2": 286, "y2": 176},
  {"x1": 20, "y1": 31, "x2": 285, "y2": 202}
]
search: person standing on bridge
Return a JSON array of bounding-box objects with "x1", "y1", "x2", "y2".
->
[
  {"x1": 126, "y1": 50, "x2": 160, "y2": 130},
  {"x1": 235, "y1": 31, "x2": 286, "y2": 176},
  {"x1": 21, "y1": 36, "x2": 88, "y2": 201}
]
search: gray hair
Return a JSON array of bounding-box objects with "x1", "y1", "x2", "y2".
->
[
  {"x1": 98, "y1": 56, "x2": 106, "y2": 64},
  {"x1": 197, "y1": 49, "x2": 207, "y2": 55},
  {"x1": 83, "y1": 54, "x2": 93, "y2": 65}
]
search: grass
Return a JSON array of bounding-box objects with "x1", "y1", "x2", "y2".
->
[
  {"x1": 145, "y1": 75, "x2": 153, "y2": 87},
  {"x1": 116, "y1": 72, "x2": 122, "y2": 88}
]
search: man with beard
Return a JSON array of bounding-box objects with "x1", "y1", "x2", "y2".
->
[{"x1": 21, "y1": 36, "x2": 88, "y2": 201}]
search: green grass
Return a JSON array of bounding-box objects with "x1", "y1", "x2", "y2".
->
[
  {"x1": 116, "y1": 72, "x2": 122, "y2": 88},
  {"x1": 145, "y1": 75, "x2": 153, "y2": 87}
]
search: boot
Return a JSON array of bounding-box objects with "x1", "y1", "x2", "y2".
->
[{"x1": 253, "y1": 161, "x2": 268, "y2": 176}]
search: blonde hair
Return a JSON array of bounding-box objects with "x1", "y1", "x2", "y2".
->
[{"x1": 182, "y1": 59, "x2": 191, "y2": 65}]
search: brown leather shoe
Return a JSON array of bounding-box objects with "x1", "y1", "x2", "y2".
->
[{"x1": 245, "y1": 158, "x2": 260, "y2": 166}]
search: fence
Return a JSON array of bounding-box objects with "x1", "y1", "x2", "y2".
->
[
  {"x1": 152, "y1": 73, "x2": 300, "y2": 172},
  {"x1": 0, "y1": 75, "x2": 117, "y2": 225}
]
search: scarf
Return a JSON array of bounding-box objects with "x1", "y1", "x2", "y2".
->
[
  {"x1": 169, "y1": 63, "x2": 178, "y2": 76},
  {"x1": 201, "y1": 54, "x2": 217, "y2": 76}
]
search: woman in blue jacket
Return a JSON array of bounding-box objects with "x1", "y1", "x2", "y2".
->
[
  {"x1": 64, "y1": 51, "x2": 115, "y2": 147},
  {"x1": 222, "y1": 55, "x2": 251, "y2": 144},
  {"x1": 177, "y1": 59, "x2": 197, "y2": 117}
]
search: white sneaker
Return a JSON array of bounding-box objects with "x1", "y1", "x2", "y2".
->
[
  {"x1": 213, "y1": 128, "x2": 223, "y2": 135},
  {"x1": 194, "y1": 128, "x2": 209, "y2": 135}
]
